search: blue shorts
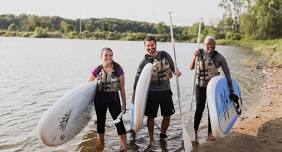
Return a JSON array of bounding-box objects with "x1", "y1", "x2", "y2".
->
[{"x1": 145, "y1": 89, "x2": 175, "y2": 118}]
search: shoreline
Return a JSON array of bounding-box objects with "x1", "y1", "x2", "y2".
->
[{"x1": 194, "y1": 67, "x2": 282, "y2": 152}]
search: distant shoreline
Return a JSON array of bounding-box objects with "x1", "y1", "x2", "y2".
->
[{"x1": 217, "y1": 39, "x2": 282, "y2": 68}]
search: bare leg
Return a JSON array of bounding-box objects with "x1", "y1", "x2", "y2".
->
[
  {"x1": 98, "y1": 133, "x2": 105, "y2": 142},
  {"x1": 147, "y1": 117, "x2": 155, "y2": 144},
  {"x1": 160, "y1": 116, "x2": 170, "y2": 135},
  {"x1": 195, "y1": 130, "x2": 198, "y2": 141},
  {"x1": 119, "y1": 134, "x2": 128, "y2": 151}
]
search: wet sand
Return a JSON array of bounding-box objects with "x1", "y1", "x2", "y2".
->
[{"x1": 194, "y1": 67, "x2": 282, "y2": 152}]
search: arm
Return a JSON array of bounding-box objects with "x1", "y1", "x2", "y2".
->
[
  {"x1": 119, "y1": 74, "x2": 126, "y2": 112},
  {"x1": 88, "y1": 66, "x2": 100, "y2": 82},
  {"x1": 88, "y1": 73, "x2": 96, "y2": 81},
  {"x1": 220, "y1": 55, "x2": 234, "y2": 93},
  {"x1": 189, "y1": 55, "x2": 197, "y2": 70},
  {"x1": 163, "y1": 51, "x2": 182, "y2": 76},
  {"x1": 163, "y1": 51, "x2": 175, "y2": 72},
  {"x1": 188, "y1": 49, "x2": 200, "y2": 70}
]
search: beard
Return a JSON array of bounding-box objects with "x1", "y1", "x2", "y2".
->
[{"x1": 147, "y1": 48, "x2": 156, "y2": 54}]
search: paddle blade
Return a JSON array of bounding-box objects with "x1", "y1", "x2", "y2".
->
[
  {"x1": 186, "y1": 119, "x2": 195, "y2": 141},
  {"x1": 182, "y1": 121, "x2": 193, "y2": 151}
]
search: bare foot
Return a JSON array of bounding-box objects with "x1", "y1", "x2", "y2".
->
[{"x1": 207, "y1": 134, "x2": 216, "y2": 141}]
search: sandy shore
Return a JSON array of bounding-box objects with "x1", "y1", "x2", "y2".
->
[{"x1": 194, "y1": 67, "x2": 282, "y2": 152}]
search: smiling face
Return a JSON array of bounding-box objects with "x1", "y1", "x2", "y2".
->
[
  {"x1": 101, "y1": 48, "x2": 113, "y2": 65},
  {"x1": 144, "y1": 40, "x2": 157, "y2": 55},
  {"x1": 204, "y1": 39, "x2": 216, "y2": 54}
]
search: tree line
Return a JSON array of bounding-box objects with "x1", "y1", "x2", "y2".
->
[
  {"x1": 0, "y1": 0, "x2": 281, "y2": 41},
  {"x1": 0, "y1": 13, "x2": 227, "y2": 42}
]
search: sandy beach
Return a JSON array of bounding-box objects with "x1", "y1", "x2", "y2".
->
[{"x1": 193, "y1": 67, "x2": 282, "y2": 152}]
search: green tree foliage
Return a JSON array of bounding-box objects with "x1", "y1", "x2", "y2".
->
[
  {"x1": 0, "y1": 14, "x2": 191, "y2": 41},
  {"x1": 219, "y1": 0, "x2": 250, "y2": 32},
  {"x1": 33, "y1": 27, "x2": 48, "y2": 38},
  {"x1": 85, "y1": 20, "x2": 94, "y2": 32},
  {"x1": 27, "y1": 15, "x2": 39, "y2": 31},
  {"x1": 240, "y1": 0, "x2": 282, "y2": 39},
  {"x1": 8, "y1": 23, "x2": 17, "y2": 31},
  {"x1": 59, "y1": 21, "x2": 73, "y2": 33},
  {"x1": 154, "y1": 22, "x2": 168, "y2": 34}
]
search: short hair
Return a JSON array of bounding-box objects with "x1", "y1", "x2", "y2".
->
[
  {"x1": 101, "y1": 47, "x2": 113, "y2": 56},
  {"x1": 204, "y1": 36, "x2": 216, "y2": 44},
  {"x1": 144, "y1": 35, "x2": 157, "y2": 45}
]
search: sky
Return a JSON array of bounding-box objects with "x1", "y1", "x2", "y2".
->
[{"x1": 1, "y1": 0, "x2": 224, "y2": 26}]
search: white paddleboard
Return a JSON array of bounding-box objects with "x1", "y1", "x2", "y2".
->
[
  {"x1": 207, "y1": 75, "x2": 242, "y2": 138},
  {"x1": 38, "y1": 81, "x2": 97, "y2": 147},
  {"x1": 130, "y1": 63, "x2": 153, "y2": 132}
]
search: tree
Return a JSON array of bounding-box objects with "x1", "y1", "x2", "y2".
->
[
  {"x1": 39, "y1": 18, "x2": 52, "y2": 31},
  {"x1": 8, "y1": 23, "x2": 17, "y2": 31},
  {"x1": 85, "y1": 20, "x2": 94, "y2": 32},
  {"x1": 219, "y1": 0, "x2": 251, "y2": 32},
  {"x1": 239, "y1": 0, "x2": 282, "y2": 39},
  {"x1": 154, "y1": 22, "x2": 167, "y2": 34},
  {"x1": 60, "y1": 21, "x2": 73, "y2": 33},
  {"x1": 27, "y1": 15, "x2": 39, "y2": 31},
  {"x1": 33, "y1": 27, "x2": 48, "y2": 38}
]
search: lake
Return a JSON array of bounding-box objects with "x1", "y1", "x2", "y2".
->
[{"x1": 0, "y1": 37, "x2": 262, "y2": 152}]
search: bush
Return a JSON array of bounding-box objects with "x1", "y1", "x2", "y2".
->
[
  {"x1": 67, "y1": 31, "x2": 79, "y2": 39},
  {"x1": 22, "y1": 32, "x2": 32, "y2": 37},
  {"x1": 33, "y1": 27, "x2": 48, "y2": 38},
  {"x1": 225, "y1": 32, "x2": 242, "y2": 40}
]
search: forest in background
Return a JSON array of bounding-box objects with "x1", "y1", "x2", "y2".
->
[
  {"x1": 0, "y1": 0, "x2": 281, "y2": 41},
  {"x1": 0, "y1": 0, "x2": 281, "y2": 66}
]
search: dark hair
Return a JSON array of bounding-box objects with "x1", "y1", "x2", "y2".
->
[
  {"x1": 144, "y1": 35, "x2": 157, "y2": 45},
  {"x1": 101, "y1": 47, "x2": 113, "y2": 56}
]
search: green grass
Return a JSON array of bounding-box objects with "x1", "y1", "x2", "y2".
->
[{"x1": 217, "y1": 39, "x2": 282, "y2": 67}]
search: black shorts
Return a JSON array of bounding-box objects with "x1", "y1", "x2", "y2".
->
[{"x1": 145, "y1": 89, "x2": 175, "y2": 118}]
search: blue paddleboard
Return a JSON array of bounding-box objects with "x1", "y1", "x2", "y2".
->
[{"x1": 207, "y1": 75, "x2": 242, "y2": 138}]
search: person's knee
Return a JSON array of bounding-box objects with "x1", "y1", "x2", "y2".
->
[{"x1": 116, "y1": 122, "x2": 126, "y2": 135}]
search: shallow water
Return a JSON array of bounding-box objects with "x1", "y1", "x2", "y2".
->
[{"x1": 0, "y1": 37, "x2": 262, "y2": 152}]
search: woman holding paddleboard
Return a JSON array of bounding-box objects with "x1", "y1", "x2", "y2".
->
[
  {"x1": 88, "y1": 47, "x2": 127, "y2": 151},
  {"x1": 189, "y1": 36, "x2": 239, "y2": 141}
]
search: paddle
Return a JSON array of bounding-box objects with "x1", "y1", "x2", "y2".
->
[
  {"x1": 168, "y1": 12, "x2": 193, "y2": 152},
  {"x1": 190, "y1": 19, "x2": 203, "y2": 141},
  {"x1": 112, "y1": 110, "x2": 125, "y2": 124}
]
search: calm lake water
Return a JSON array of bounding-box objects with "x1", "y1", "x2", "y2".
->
[{"x1": 0, "y1": 37, "x2": 262, "y2": 152}]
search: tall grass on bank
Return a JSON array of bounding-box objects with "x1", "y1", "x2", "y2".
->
[{"x1": 217, "y1": 39, "x2": 282, "y2": 67}]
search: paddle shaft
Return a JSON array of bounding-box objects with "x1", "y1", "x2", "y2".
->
[
  {"x1": 169, "y1": 12, "x2": 195, "y2": 151},
  {"x1": 168, "y1": 12, "x2": 182, "y2": 116},
  {"x1": 191, "y1": 20, "x2": 202, "y2": 111}
]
